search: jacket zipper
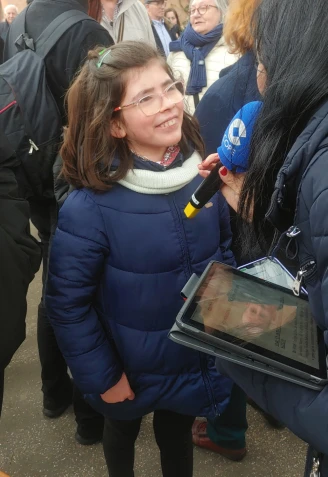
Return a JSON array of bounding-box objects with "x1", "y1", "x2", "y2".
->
[
  {"x1": 0, "y1": 100, "x2": 17, "y2": 114},
  {"x1": 27, "y1": 134, "x2": 63, "y2": 155},
  {"x1": 171, "y1": 195, "x2": 193, "y2": 277},
  {"x1": 29, "y1": 139, "x2": 39, "y2": 155},
  {"x1": 293, "y1": 260, "x2": 316, "y2": 296},
  {"x1": 171, "y1": 195, "x2": 218, "y2": 414}
]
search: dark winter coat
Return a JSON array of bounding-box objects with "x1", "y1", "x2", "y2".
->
[
  {"x1": 46, "y1": 153, "x2": 235, "y2": 420},
  {"x1": 151, "y1": 20, "x2": 175, "y2": 57},
  {"x1": 195, "y1": 50, "x2": 261, "y2": 265},
  {"x1": 0, "y1": 149, "x2": 41, "y2": 369},
  {"x1": 216, "y1": 100, "x2": 328, "y2": 476},
  {"x1": 195, "y1": 51, "x2": 261, "y2": 157}
]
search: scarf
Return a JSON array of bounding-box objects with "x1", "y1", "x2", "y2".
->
[
  {"x1": 169, "y1": 23, "x2": 223, "y2": 95},
  {"x1": 118, "y1": 151, "x2": 201, "y2": 194}
]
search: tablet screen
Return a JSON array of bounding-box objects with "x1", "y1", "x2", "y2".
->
[
  {"x1": 239, "y1": 258, "x2": 295, "y2": 289},
  {"x1": 182, "y1": 262, "x2": 326, "y2": 378}
]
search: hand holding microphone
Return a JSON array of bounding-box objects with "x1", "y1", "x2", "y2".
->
[
  {"x1": 198, "y1": 154, "x2": 246, "y2": 213},
  {"x1": 184, "y1": 101, "x2": 262, "y2": 218}
]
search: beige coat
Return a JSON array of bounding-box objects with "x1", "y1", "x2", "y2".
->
[
  {"x1": 101, "y1": 0, "x2": 156, "y2": 46},
  {"x1": 167, "y1": 37, "x2": 238, "y2": 115}
]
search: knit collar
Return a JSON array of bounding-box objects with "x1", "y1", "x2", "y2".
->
[{"x1": 118, "y1": 151, "x2": 201, "y2": 194}]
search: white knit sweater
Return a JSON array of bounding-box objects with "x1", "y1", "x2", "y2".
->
[
  {"x1": 118, "y1": 151, "x2": 201, "y2": 194},
  {"x1": 167, "y1": 37, "x2": 238, "y2": 115}
]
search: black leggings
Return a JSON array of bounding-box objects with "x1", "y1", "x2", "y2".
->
[{"x1": 103, "y1": 410, "x2": 195, "y2": 477}]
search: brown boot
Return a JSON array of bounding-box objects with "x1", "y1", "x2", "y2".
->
[{"x1": 192, "y1": 420, "x2": 247, "y2": 462}]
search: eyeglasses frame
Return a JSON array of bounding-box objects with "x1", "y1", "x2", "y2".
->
[
  {"x1": 188, "y1": 4, "x2": 218, "y2": 16},
  {"x1": 113, "y1": 80, "x2": 185, "y2": 117}
]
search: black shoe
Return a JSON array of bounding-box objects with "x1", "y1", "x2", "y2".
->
[
  {"x1": 43, "y1": 396, "x2": 72, "y2": 418},
  {"x1": 247, "y1": 398, "x2": 285, "y2": 429},
  {"x1": 75, "y1": 429, "x2": 103, "y2": 446}
]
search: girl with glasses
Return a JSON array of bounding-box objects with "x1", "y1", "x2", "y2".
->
[
  {"x1": 167, "y1": 0, "x2": 237, "y2": 114},
  {"x1": 46, "y1": 41, "x2": 236, "y2": 477}
]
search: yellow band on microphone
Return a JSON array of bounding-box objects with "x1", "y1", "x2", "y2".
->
[{"x1": 184, "y1": 202, "x2": 200, "y2": 219}]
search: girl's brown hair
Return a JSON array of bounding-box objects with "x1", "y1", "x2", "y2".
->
[
  {"x1": 61, "y1": 41, "x2": 204, "y2": 191},
  {"x1": 223, "y1": 0, "x2": 260, "y2": 55}
]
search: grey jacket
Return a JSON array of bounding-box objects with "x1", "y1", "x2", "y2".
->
[{"x1": 101, "y1": 0, "x2": 155, "y2": 45}]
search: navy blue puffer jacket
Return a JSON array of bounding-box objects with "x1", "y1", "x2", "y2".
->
[{"x1": 46, "y1": 153, "x2": 234, "y2": 420}]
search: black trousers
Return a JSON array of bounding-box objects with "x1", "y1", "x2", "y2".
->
[
  {"x1": 29, "y1": 198, "x2": 103, "y2": 433},
  {"x1": 103, "y1": 411, "x2": 195, "y2": 477}
]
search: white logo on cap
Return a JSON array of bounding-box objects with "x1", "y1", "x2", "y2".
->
[{"x1": 228, "y1": 119, "x2": 247, "y2": 146}]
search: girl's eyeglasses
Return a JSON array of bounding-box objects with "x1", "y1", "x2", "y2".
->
[
  {"x1": 114, "y1": 81, "x2": 185, "y2": 117},
  {"x1": 188, "y1": 4, "x2": 218, "y2": 16}
]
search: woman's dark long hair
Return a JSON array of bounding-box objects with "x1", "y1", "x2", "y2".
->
[
  {"x1": 239, "y1": 0, "x2": 328, "y2": 253},
  {"x1": 164, "y1": 8, "x2": 181, "y2": 30}
]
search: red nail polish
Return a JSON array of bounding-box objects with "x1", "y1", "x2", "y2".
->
[{"x1": 220, "y1": 167, "x2": 228, "y2": 176}]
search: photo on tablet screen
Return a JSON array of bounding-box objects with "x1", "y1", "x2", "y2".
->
[{"x1": 190, "y1": 263, "x2": 320, "y2": 371}]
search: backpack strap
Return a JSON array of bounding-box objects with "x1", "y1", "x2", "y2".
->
[{"x1": 34, "y1": 10, "x2": 93, "y2": 58}]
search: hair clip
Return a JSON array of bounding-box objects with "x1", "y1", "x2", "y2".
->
[{"x1": 97, "y1": 49, "x2": 111, "y2": 68}]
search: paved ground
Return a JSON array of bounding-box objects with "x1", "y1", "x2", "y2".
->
[{"x1": 0, "y1": 261, "x2": 307, "y2": 477}]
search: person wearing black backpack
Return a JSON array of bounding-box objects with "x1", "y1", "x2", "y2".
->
[{"x1": 2, "y1": 0, "x2": 114, "y2": 445}]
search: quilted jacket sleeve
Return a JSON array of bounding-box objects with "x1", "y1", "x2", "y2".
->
[
  {"x1": 46, "y1": 190, "x2": 122, "y2": 395},
  {"x1": 216, "y1": 359, "x2": 328, "y2": 453}
]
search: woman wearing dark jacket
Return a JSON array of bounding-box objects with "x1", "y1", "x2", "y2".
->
[
  {"x1": 195, "y1": 53, "x2": 260, "y2": 157},
  {"x1": 200, "y1": 0, "x2": 328, "y2": 475},
  {"x1": 164, "y1": 8, "x2": 182, "y2": 39},
  {"x1": 195, "y1": 0, "x2": 260, "y2": 157}
]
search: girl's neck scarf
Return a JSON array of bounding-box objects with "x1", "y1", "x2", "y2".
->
[{"x1": 169, "y1": 22, "x2": 223, "y2": 95}]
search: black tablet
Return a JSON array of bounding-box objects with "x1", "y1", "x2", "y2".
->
[{"x1": 176, "y1": 261, "x2": 328, "y2": 386}]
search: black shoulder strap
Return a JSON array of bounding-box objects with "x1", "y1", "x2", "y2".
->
[{"x1": 35, "y1": 10, "x2": 92, "y2": 58}]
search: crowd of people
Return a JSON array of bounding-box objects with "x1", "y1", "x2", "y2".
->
[{"x1": 0, "y1": 0, "x2": 328, "y2": 476}]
